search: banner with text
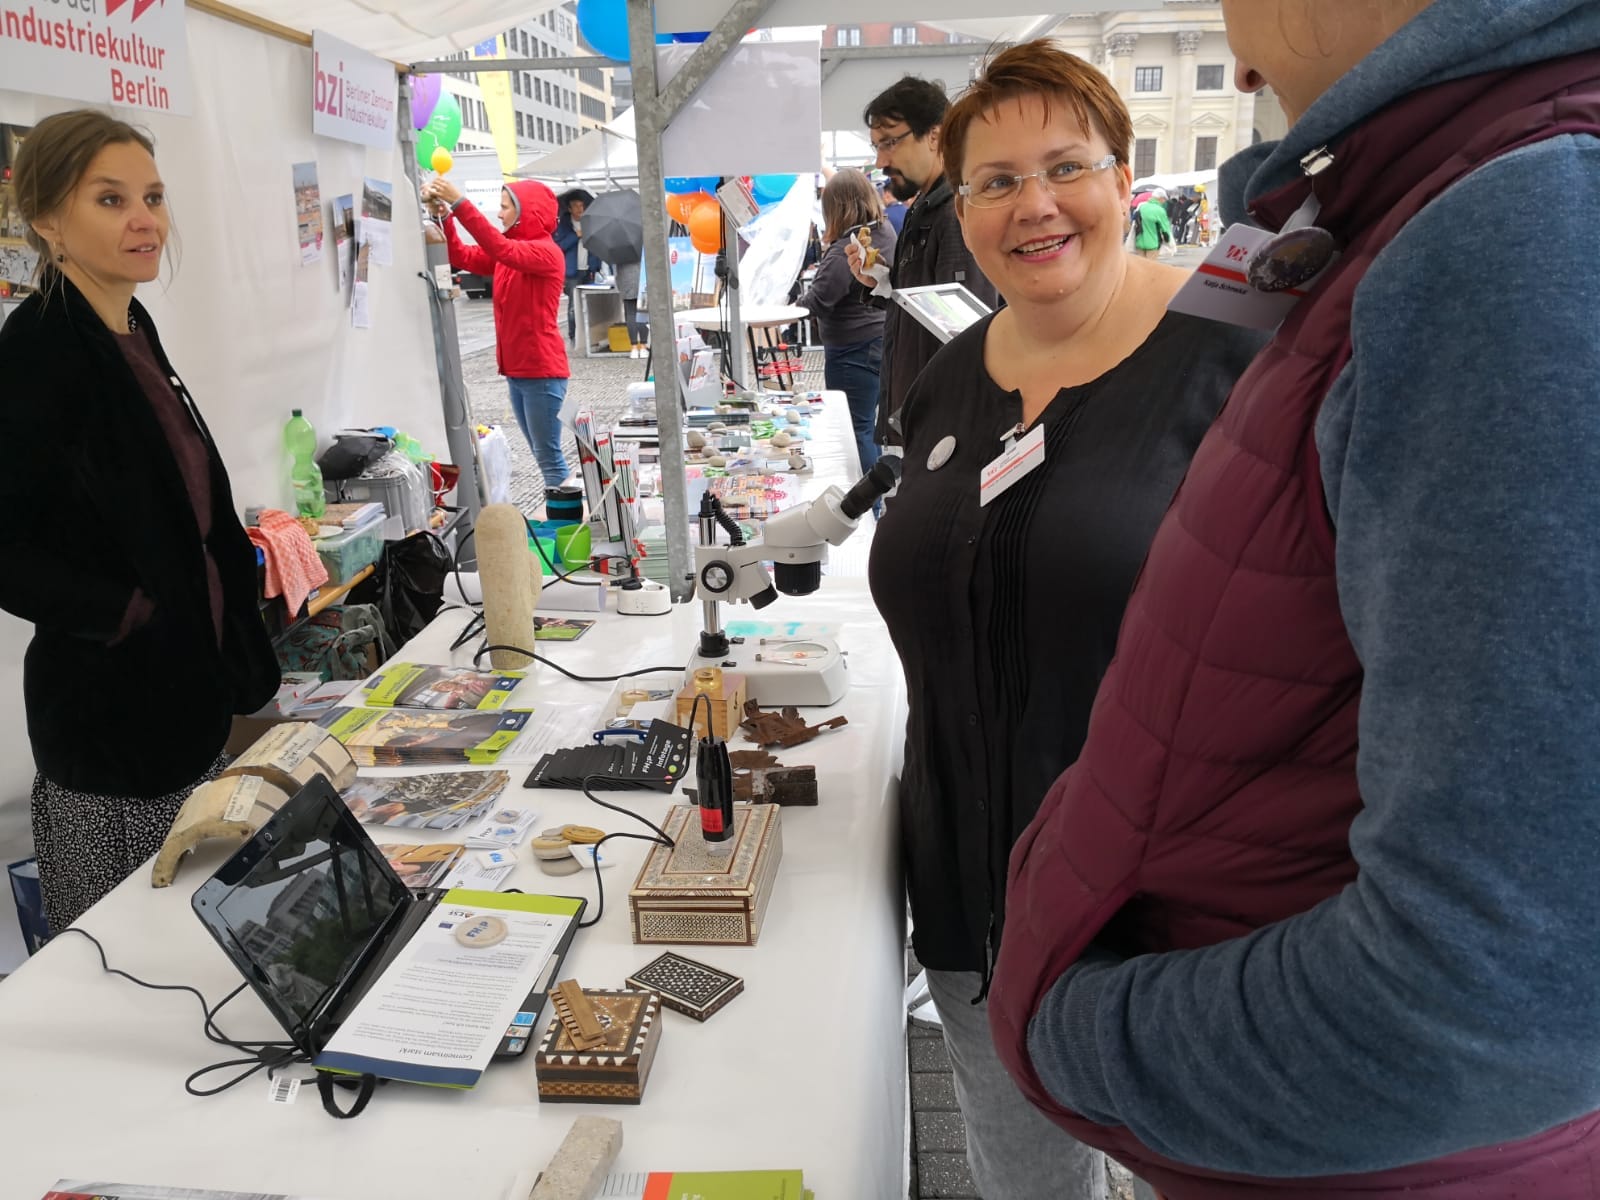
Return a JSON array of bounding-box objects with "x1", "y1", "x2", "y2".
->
[
  {"x1": 0, "y1": 0, "x2": 192, "y2": 115},
  {"x1": 312, "y1": 29, "x2": 396, "y2": 150}
]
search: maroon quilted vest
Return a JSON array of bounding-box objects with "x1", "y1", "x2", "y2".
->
[{"x1": 988, "y1": 56, "x2": 1600, "y2": 1198}]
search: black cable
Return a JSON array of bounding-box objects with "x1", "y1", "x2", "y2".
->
[
  {"x1": 574, "y1": 760, "x2": 687, "y2": 929},
  {"x1": 471, "y1": 642, "x2": 684, "y2": 683},
  {"x1": 57, "y1": 927, "x2": 308, "y2": 1096}
]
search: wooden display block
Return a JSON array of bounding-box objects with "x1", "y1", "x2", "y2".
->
[
  {"x1": 628, "y1": 804, "x2": 782, "y2": 947},
  {"x1": 675, "y1": 668, "x2": 746, "y2": 741},
  {"x1": 534, "y1": 988, "x2": 663, "y2": 1105}
]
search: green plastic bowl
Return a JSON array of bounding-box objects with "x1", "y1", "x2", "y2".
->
[{"x1": 554, "y1": 522, "x2": 591, "y2": 569}]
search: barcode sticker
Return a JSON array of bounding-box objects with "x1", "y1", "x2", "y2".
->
[
  {"x1": 267, "y1": 1076, "x2": 300, "y2": 1105},
  {"x1": 222, "y1": 776, "x2": 264, "y2": 823}
]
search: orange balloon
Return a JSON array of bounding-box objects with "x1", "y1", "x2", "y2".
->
[
  {"x1": 688, "y1": 198, "x2": 723, "y2": 254},
  {"x1": 666, "y1": 189, "x2": 711, "y2": 224}
]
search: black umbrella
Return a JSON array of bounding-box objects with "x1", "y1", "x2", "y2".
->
[
  {"x1": 580, "y1": 189, "x2": 645, "y2": 266},
  {"x1": 558, "y1": 187, "x2": 595, "y2": 209}
]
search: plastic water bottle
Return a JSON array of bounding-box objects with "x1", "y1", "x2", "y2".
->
[{"x1": 284, "y1": 408, "x2": 325, "y2": 519}]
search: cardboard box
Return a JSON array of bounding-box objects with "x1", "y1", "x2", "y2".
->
[{"x1": 628, "y1": 804, "x2": 782, "y2": 947}]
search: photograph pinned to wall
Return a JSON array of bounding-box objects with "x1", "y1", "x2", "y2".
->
[
  {"x1": 360, "y1": 177, "x2": 394, "y2": 267},
  {"x1": 332, "y1": 193, "x2": 356, "y2": 294},
  {"x1": 1, "y1": 123, "x2": 39, "y2": 299},
  {"x1": 292, "y1": 161, "x2": 324, "y2": 266},
  {"x1": 352, "y1": 233, "x2": 372, "y2": 329}
]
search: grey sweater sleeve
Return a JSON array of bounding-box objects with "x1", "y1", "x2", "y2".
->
[{"x1": 1027, "y1": 136, "x2": 1600, "y2": 1175}]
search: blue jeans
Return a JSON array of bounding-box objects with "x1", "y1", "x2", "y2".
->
[
  {"x1": 824, "y1": 336, "x2": 883, "y2": 478},
  {"x1": 507, "y1": 377, "x2": 570, "y2": 489}
]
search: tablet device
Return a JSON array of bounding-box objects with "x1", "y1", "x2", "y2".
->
[{"x1": 891, "y1": 282, "x2": 993, "y2": 343}]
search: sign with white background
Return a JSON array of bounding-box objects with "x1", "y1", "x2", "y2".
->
[
  {"x1": 0, "y1": 0, "x2": 192, "y2": 115},
  {"x1": 311, "y1": 29, "x2": 397, "y2": 150}
]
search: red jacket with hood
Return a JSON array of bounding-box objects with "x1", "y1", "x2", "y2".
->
[{"x1": 443, "y1": 179, "x2": 568, "y2": 380}]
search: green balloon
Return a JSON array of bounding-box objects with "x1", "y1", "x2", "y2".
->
[
  {"x1": 426, "y1": 91, "x2": 462, "y2": 153},
  {"x1": 415, "y1": 127, "x2": 439, "y2": 171}
]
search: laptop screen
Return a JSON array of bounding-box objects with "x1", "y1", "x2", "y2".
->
[{"x1": 192, "y1": 776, "x2": 411, "y2": 1051}]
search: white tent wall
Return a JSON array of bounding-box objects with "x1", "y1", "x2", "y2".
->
[{"x1": 0, "y1": 8, "x2": 444, "y2": 875}]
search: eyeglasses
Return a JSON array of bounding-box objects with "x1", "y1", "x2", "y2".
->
[
  {"x1": 958, "y1": 155, "x2": 1120, "y2": 208},
  {"x1": 871, "y1": 128, "x2": 915, "y2": 155}
]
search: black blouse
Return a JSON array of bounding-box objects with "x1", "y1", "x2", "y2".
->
[{"x1": 869, "y1": 310, "x2": 1267, "y2": 976}]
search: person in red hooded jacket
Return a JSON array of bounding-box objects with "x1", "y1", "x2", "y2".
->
[{"x1": 422, "y1": 176, "x2": 570, "y2": 490}]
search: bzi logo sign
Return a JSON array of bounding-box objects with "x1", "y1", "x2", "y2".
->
[{"x1": 314, "y1": 49, "x2": 345, "y2": 118}]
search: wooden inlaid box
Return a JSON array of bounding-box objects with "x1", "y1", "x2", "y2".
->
[
  {"x1": 534, "y1": 988, "x2": 663, "y2": 1104},
  {"x1": 628, "y1": 803, "x2": 783, "y2": 947}
]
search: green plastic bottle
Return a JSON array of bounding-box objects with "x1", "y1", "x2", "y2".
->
[{"x1": 284, "y1": 408, "x2": 326, "y2": 519}]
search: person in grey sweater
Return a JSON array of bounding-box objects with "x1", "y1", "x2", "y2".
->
[{"x1": 796, "y1": 169, "x2": 896, "y2": 477}]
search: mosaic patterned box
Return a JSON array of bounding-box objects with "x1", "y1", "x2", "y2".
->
[
  {"x1": 534, "y1": 988, "x2": 662, "y2": 1104},
  {"x1": 628, "y1": 804, "x2": 783, "y2": 947}
]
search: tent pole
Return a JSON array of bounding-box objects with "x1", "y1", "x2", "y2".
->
[
  {"x1": 627, "y1": 0, "x2": 692, "y2": 602},
  {"x1": 399, "y1": 74, "x2": 484, "y2": 546},
  {"x1": 628, "y1": 0, "x2": 775, "y2": 602},
  {"x1": 723, "y1": 205, "x2": 746, "y2": 389}
]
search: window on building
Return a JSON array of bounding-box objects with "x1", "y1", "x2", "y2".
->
[
  {"x1": 581, "y1": 93, "x2": 607, "y2": 120},
  {"x1": 835, "y1": 26, "x2": 861, "y2": 47},
  {"x1": 1135, "y1": 138, "x2": 1157, "y2": 177},
  {"x1": 516, "y1": 112, "x2": 525, "y2": 136},
  {"x1": 892, "y1": 25, "x2": 918, "y2": 46},
  {"x1": 1194, "y1": 136, "x2": 1218, "y2": 171},
  {"x1": 1197, "y1": 64, "x2": 1225, "y2": 90},
  {"x1": 512, "y1": 72, "x2": 521, "y2": 95},
  {"x1": 537, "y1": 117, "x2": 546, "y2": 140},
  {"x1": 1134, "y1": 66, "x2": 1163, "y2": 93},
  {"x1": 579, "y1": 66, "x2": 603, "y2": 87},
  {"x1": 523, "y1": 72, "x2": 532, "y2": 94},
  {"x1": 520, "y1": 31, "x2": 530, "y2": 56}
]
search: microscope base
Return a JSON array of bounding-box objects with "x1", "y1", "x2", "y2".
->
[{"x1": 689, "y1": 636, "x2": 849, "y2": 707}]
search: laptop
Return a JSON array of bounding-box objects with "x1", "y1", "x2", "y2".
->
[{"x1": 191, "y1": 774, "x2": 584, "y2": 1073}]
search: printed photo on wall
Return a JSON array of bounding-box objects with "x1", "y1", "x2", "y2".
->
[
  {"x1": 360, "y1": 177, "x2": 394, "y2": 267},
  {"x1": 332, "y1": 193, "x2": 355, "y2": 295},
  {"x1": 292, "y1": 161, "x2": 324, "y2": 266}
]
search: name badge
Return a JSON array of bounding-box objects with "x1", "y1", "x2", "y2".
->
[
  {"x1": 1167, "y1": 224, "x2": 1337, "y2": 331},
  {"x1": 979, "y1": 423, "x2": 1045, "y2": 506}
]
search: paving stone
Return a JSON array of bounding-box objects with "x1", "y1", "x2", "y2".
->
[
  {"x1": 914, "y1": 1110, "x2": 968, "y2": 1153},
  {"x1": 916, "y1": 1151, "x2": 980, "y2": 1198},
  {"x1": 910, "y1": 1070, "x2": 959, "y2": 1111},
  {"x1": 909, "y1": 1035, "x2": 951, "y2": 1072}
]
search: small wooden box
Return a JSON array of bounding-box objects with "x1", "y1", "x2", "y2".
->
[
  {"x1": 534, "y1": 989, "x2": 663, "y2": 1104},
  {"x1": 675, "y1": 669, "x2": 747, "y2": 741},
  {"x1": 628, "y1": 804, "x2": 783, "y2": 947}
]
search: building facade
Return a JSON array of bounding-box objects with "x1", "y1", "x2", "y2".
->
[
  {"x1": 436, "y1": 1, "x2": 629, "y2": 162},
  {"x1": 822, "y1": 21, "x2": 979, "y2": 48},
  {"x1": 1053, "y1": 6, "x2": 1259, "y2": 178},
  {"x1": 826, "y1": 6, "x2": 1278, "y2": 180}
]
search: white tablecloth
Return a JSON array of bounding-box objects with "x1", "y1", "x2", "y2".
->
[{"x1": 0, "y1": 584, "x2": 906, "y2": 1199}]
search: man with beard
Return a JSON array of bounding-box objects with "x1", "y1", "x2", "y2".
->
[{"x1": 847, "y1": 77, "x2": 997, "y2": 448}]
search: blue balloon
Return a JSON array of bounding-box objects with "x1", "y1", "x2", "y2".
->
[
  {"x1": 673, "y1": 31, "x2": 710, "y2": 43},
  {"x1": 576, "y1": 0, "x2": 630, "y2": 62},
  {"x1": 656, "y1": 32, "x2": 673, "y2": 44},
  {"x1": 750, "y1": 173, "x2": 798, "y2": 205},
  {"x1": 664, "y1": 175, "x2": 718, "y2": 195}
]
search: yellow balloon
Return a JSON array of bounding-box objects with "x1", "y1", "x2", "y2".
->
[{"x1": 430, "y1": 147, "x2": 453, "y2": 174}]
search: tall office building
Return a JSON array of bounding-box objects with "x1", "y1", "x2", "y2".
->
[{"x1": 436, "y1": 1, "x2": 630, "y2": 163}]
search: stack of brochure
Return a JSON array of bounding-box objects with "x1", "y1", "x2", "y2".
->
[
  {"x1": 320, "y1": 708, "x2": 532, "y2": 766},
  {"x1": 341, "y1": 770, "x2": 509, "y2": 831},
  {"x1": 362, "y1": 662, "x2": 527, "y2": 711}
]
